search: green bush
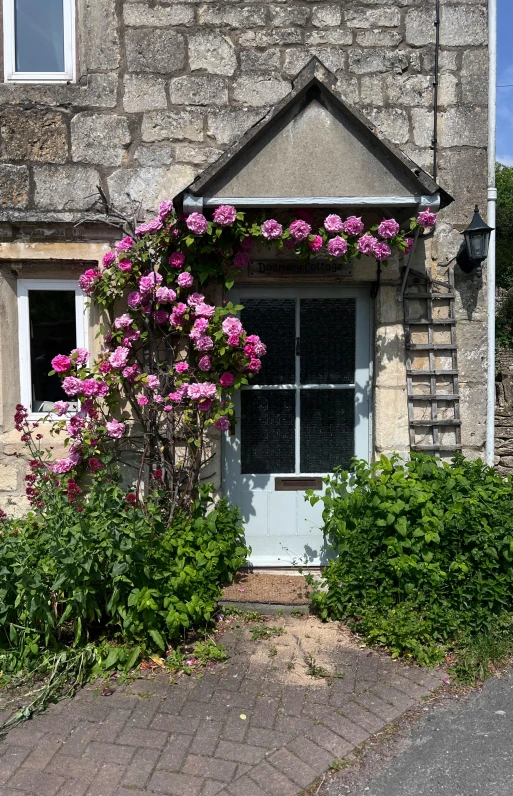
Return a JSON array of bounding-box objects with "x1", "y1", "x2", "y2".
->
[
  {"x1": 0, "y1": 468, "x2": 247, "y2": 669},
  {"x1": 307, "y1": 453, "x2": 513, "y2": 665}
]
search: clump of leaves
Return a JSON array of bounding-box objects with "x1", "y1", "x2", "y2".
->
[
  {"x1": 221, "y1": 606, "x2": 264, "y2": 623},
  {"x1": 250, "y1": 625, "x2": 285, "y2": 641},
  {"x1": 165, "y1": 639, "x2": 228, "y2": 675}
]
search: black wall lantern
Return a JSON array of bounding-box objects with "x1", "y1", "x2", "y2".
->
[{"x1": 456, "y1": 205, "x2": 493, "y2": 279}]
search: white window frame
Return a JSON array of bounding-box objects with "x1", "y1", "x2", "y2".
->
[
  {"x1": 17, "y1": 279, "x2": 88, "y2": 420},
  {"x1": 3, "y1": 0, "x2": 76, "y2": 83}
]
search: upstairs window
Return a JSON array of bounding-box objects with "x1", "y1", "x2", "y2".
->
[{"x1": 3, "y1": 0, "x2": 75, "y2": 82}]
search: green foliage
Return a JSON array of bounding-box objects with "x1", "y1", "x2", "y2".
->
[
  {"x1": 496, "y1": 163, "x2": 513, "y2": 290},
  {"x1": 307, "y1": 453, "x2": 513, "y2": 665},
  {"x1": 452, "y1": 617, "x2": 513, "y2": 684},
  {"x1": 0, "y1": 471, "x2": 247, "y2": 671},
  {"x1": 496, "y1": 291, "x2": 513, "y2": 349},
  {"x1": 250, "y1": 625, "x2": 285, "y2": 641}
]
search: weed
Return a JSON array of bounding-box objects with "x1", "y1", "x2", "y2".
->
[
  {"x1": 222, "y1": 607, "x2": 263, "y2": 623},
  {"x1": 291, "y1": 609, "x2": 306, "y2": 618},
  {"x1": 329, "y1": 759, "x2": 350, "y2": 772},
  {"x1": 305, "y1": 653, "x2": 329, "y2": 678},
  {"x1": 269, "y1": 647, "x2": 278, "y2": 657},
  {"x1": 250, "y1": 626, "x2": 285, "y2": 641}
]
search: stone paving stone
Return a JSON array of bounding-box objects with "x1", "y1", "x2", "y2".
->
[
  {"x1": 249, "y1": 697, "x2": 280, "y2": 729},
  {"x1": 156, "y1": 733, "x2": 193, "y2": 772},
  {"x1": 83, "y1": 741, "x2": 136, "y2": 766},
  {"x1": 125, "y1": 697, "x2": 161, "y2": 728},
  {"x1": 116, "y1": 726, "x2": 168, "y2": 749},
  {"x1": 338, "y1": 700, "x2": 388, "y2": 734},
  {"x1": 46, "y1": 755, "x2": 99, "y2": 783},
  {"x1": 286, "y1": 736, "x2": 333, "y2": 770},
  {"x1": 379, "y1": 672, "x2": 431, "y2": 700},
  {"x1": 353, "y1": 691, "x2": 402, "y2": 723},
  {"x1": 182, "y1": 754, "x2": 238, "y2": 783},
  {"x1": 226, "y1": 774, "x2": 269, "y2": 795},
  {"x1": 121, "y1": 746, "x2": 161, "y2": 788},
  {"x1": 8, "y1": 767, "x2": 65, "y2": 795},
  {"x1": 148, "y1": 769, "x2": 205, "y2": 795},
  {"x1": 200, "y1": 781, "x2": 227, "y2": 796},
  {"x1": 56, "y1": 777, "x2": 90, "y2": 796},
  {"x1": 215, "y1": 739, "x2": 267, "y2": 765},
  {"x1": 150, "y1": 711, "x2": 201, "y2": 733},
  {"x1": 304, "y1": 723, "x2": 353, "y2": 758},
  {"x1": 220, "y1": 708, "x2": 250, "y2": 742},
  {"x1": 22, "y1": 738, "x2": 62, "y2": 771},
  {"x1": 248, "y1": 760, "x2": 298, "y2": 796},
  {"x1": 268, "y1": 748, "x2": 318, "y2": 789},
  {"x1": 320, "y1": 711, "x2": 371, "y2": 745},
  {"x1": 190, "y1": 721, "x2": 225, "y2": 756},
  {"x1": 0, "y1": 746, "x2": 31, "y2": 785},
  {"x1": 246, "y1": 726, "x2": 292, "y2": 750},
  {"x1": 86, "y1": 763, "x2": 124, "y2": 796},
  {"x1": 369, "y1": 682, "x2": 417, "y2": 711}
]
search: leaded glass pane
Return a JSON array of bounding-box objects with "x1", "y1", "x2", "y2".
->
[
  {"x1": 241, "y1": 299, "x2": 296, "y2": 385},
  {"x1": 29, "y1": 290, "x2": 76, "y2": 410},
  {"x1": 300, "y1": 389, "x2": 354, "y2": 472},
  {"x1": 15, "y1": 0, "x2": 65, "y2": 73},
  {"x1": 300, "y1": 299, "x2": 356, "y2": 384},
  {"x1": 241, "y1": 390, "x2": 295, "y2": 474}
]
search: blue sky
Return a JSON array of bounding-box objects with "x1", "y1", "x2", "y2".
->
[{"x1": 498, "y1": 0, "x2": 513, "y2": 165}]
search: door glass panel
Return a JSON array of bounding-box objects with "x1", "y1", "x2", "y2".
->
[
  {"x1": 15, "y1": 0, "x2": 65, "y2": 73},
  {"x1": 241, "y1": 299, "x2": 296, "y2": 385},
  {"x1": 300, "y1": 389, "x2": 354, "y2": 472},
  {"x1": 29, "y1": 290, "x2": 76, "y2": 411},
  {"x1": 300, "y1": 298, "x2": 356, "y2": 384},
  {"x1": 241, "y1": 391, "x2": 295, "y2": 474}
]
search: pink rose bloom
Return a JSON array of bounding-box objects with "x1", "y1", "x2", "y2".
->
[
  {"x1": 308, "y1": 235, "x2": 323, "y2": 253},
  {"x1": 177, "y1": 272, "x2": 194, "y2": 288},
  {"x1": 187, "y1": 293, "x2": 204, "y2": 307},
  {"x1": 201, "y1": 382, "x2": 218, "y2": 399},
  {"x1": 261, "y1": 219, "x2": 283, "y2": 240},
  {"x1": 196, "y1": 335, "x2": 214, "y2": 351},
  {"x1": 156, "y1": 286, "x2": 176, "y2": 303},
  {"x1": 418, "y1": 210, "x2": 437, "y2": 228},
  {"x1": 327, "y1": 236, "x2": 348, "y2": 258},
  {"x1": 248, "y1": 358, "x2": 261, "y2": 372},
  {"x1": 51, "y1": 354, "x2": 71, "y2": 373},
  {"x1": 343, "y1": 216, "x2": 365, "y2": 236},
  {"x1": 106, "y1": 420, "x2": 125, "y2": 438},
  {"x1": 118, "y1": 259, "x2": 132, "y2": 272},
  {"x1": 52, "y1": 457, "x2": 75, "y2": 475},
  {"x1": 78, "y1": 269, "x2": 98, "y2": 295},
  {"x1": 123, "y1": 364, "x2": 140, "y2": 382},
  {"x1": 227, "y1": 334, "x2": 240, "y2": 347},
  {"x1": 198, "y1": 356, "x2": 212, "y2": 371},
  {"x1": 169, "y1": 252, "x2": 185, "y2": 269},
  {"x1": 168, "y1": 391, "x2": 183, "y2": 403},
  {"x1": 153, "y1": 310, "x2": 169, "y2": 324},
  {"x1": 115, "y1": 236, "x2": 134, "y2": 253},
  {"x1": 219, "y1": 372, "x2": 235, "y2": 388},
  {"x1": 289, "y1": 219, "x2": 311, "y2": 241},
  {"x1": 198, "y1": 399, "x2": 213, "y2": 412},
  {"x1": 188, "y1": 383, "x2": 204, "y2": 400},
  {"x1": 215, "y1": 417, "x2": 230, "y2": 431},
  {"x1": 357, "y1": 234, "x2": 378, "y2": 255},
  {"x1": 102, "y1": 251, "x2": 115, "y2": 268},
  {"x1": 122, "y1": 329, "x2": 140, "y2": 346},
  {"x1": 154, "y1": 394, "x2": 163, "y2": 403},
  {"x1": 62, "y1": 377, "x2": 82, "y2": 396},
  {"x1": 136, "y1": 218, "x2": 163, "y2": 236},
  {"x1": 245, "y1": 334, "x2": 260, "y2": 344},
  {"x1": 175, "y1": 361, "x2": 189, "y2": 374},
  {"x1": 195, "y1": 303, "x2": 216, "y2": 318},
  {"x1": 98, "y1": 361, "x2": 112, "y2": 375},
  {"x1": 377, "y1": 218, "x2": 400, "y2": 239},
  {"x1": 174, "y1": 302, "x2": 187, "y2": 315},
  {"x1": 240, "y1": 236, "x2": 254, "y2": 251},
  {"x1": 137, "y1": 396, "x2": 148, "y2": 406},
  {"x1": 373, "y1": 242, "x2": 392, "y2": 261},
  {"x1": 186, "y1": 212, "x2": 208, "y2": 235},
  {"x1": 147, "y1": 375, "x2": 160, "y2": 390},
  {"x1": 254, "y1": 342, "x2": 266, "y2": 357},
  {"x1": 222, "y1": 316, "x2": 243, "y2": 336},
  {"x1": 324, "y1": 214, "x2": 344, "y2": 233},
  {"x1": 96, "y1": 382, "x2": 109, "y2": 398},
  {"x1": 213, "y1": 205, "x2": 237, "y2": 226},
  {"x1": 109, "y1": 346, "x2": 130, "y2": 369},
  {"x1": 405, "y1": 237, "x2": 414, "y2": 254},
  {"x1": 114, "y1": 313, "x2": 133, "y2": 330},
  {"x1": 169, "y1": 312, "x2": 184, "y2": 328},
  {"x1": 81, "y1": 379, "x2": 100, "y2": 397},
  {"x1": 244, "y1": 343, "x2": 255, "y2": 357},
  {"x1": 67, "y1": 416, "x2": 85, "y2": 438},
  {"x1": 139, "y1": 272, "x2": 163, "y2": 294},
  {"x1": 164, "y1": 405, "x2": 172, "y2": 413},
  {"x1": 190, "y1": 318, "x2": 209, "y2": 339},
  {"x1": 233, "y1": 252, "x2": 250, "y2": 269},
  {"x1": 127, "y1": 291, "x2": 143, "y2": 309},
  {"x1": 53, "y1": 401, "x2": 69, "y2": 416},
  {"x1": 71, "y1": 348, "x2": 89, "y2": 365},
  {"x1": 158, "y1": 200, "x2": 174, "y2": 220}
]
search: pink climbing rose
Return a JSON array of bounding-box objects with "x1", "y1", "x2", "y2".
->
[
  {"x1": 169, "y1": 252, "x2": 185, "y2": 268},
  {"x1": 127, "y1": 291, "x2": 143, "y2": 309},
  {"x1": 289, "y1": 219, "x2": 311, "y2": 241},
  {"x1": 308, "y1": 235, "x2": 323, "y2": 253},
  {"x1": 215, "y1": 417, "x2": 230, "y2": 431},
  {"x1": 102, "y1": 252, "x2": 115, "y2": 268},
  {"x1": 175, "y1": 362, "x2": 189, "y2": 374},
  {"x1": 53, "y1": 401, "x2": 69, "y2": 416},
  {"x1": 418, "y1": 210, "x2": 437, "y2": 228},
  {"x1": 118, "y1": 259, "x2": 132, "y2": 272},
  {"x1": 324, "y1": 214, "x2": 344, "y2": 233},
  {"x1": 377, "y1": 219, "x2": 400, "y2": 239},
  {"x1": 327, "y1": 236, "x2": 348, "y2": 258},
  {"x1": 71, "y1": 348, "x2": 89, "y2": 366},
  {"x1": 357, "y1": 234, "x2": 378, "y2": 256},
  {"x1": 114, "y1": 314, "x2": 133, "y2": 330},
  {"x1": 219, "y1": 372, "x2": 235, "y2": 388},
  {"x1": 177, "y1": 272, "x2": 194, "y2": 288},
  {"x1": 222, "y1": 316, "x2": 243, "y2": 336},
  {"x1": 343, "y1": 216, "x2": 365, "y2": 236},
  {"x1": 106, "y1": 420, "x2": 125, "y2": 438},
  {"x1": 213, "y1": 205, "x2": 237, "y2": 226},
  {"x1": 51, "y1": 354, "x2": 71, "y2": 373},
  {"x1": 373, "y1": 242, "x2": 392, "y2": 261},
  {"x1": 198, "y1": 356, "x2": 212, "y2": 371},
  {"x1": 261, "y1": 219, "x2": 283, "y2": 240},
  {"x1": 186, "y1": 213, "x2": 208, "y2": 235},
  {"x1": 109, "y1": 346, "x2": 130, "y2": 370},
  {"x1": 115, "y1": 236, "x2": 134, "y2": 253}
]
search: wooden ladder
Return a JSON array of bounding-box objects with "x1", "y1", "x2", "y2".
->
[{"x1": 403, "y1": 269, "x2": 462, "y2": 453}]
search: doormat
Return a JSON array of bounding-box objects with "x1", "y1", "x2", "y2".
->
[{"x1": 221, "y1": 572, "x2": 312, "y2": 605}]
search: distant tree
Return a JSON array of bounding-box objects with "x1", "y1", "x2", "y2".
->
[{"x1": 496, "y1": 162, "x2": 513, "y2": 289}]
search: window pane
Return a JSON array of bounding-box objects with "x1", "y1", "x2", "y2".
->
[
  {"x1": 241, "y1": 390, "x2": 295, "y2": 474},
  {"x1": 241, "y1": 299, "x2": 296, "y2": 385},
  {"x1": 300, "y1": 298, "x2": 356, "y2": 384},
  {"x1": 15, "y1": 0, "x2": 65, "y2": 72},
  {"x1": 300, "y1": 389, "x2": 354, "y2": 472},
  {"x1": 29, "y1": 290, "x2": 76, "y2": 411}
]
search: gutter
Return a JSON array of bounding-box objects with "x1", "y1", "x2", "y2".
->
[{"x1": 487, "y1": 0, "x2": 497, "y2": 467}]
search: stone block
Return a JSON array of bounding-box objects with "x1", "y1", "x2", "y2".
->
[
  {"x1": 384, "y1": 74, "x2": 433, "y2": 106},
  {"x1": 438, "y1": 74, "x2": 459, "y2": 107},
  {"x1": 71, "y1": 114, "x2": 131, "y2": 167},
  {"x1": 356, "y1": 29, "x2": 403, "y2": 47},
  {"x1": 232, "y1": 75, "x2": 291, "y2": 106},
  {"x1": 375, "y1": 324, "x2": 407, "y2": 388},
  {"x1": 405, "y1": 9, "x2": 436, "y2": 46},
  {"x1": 0, "y1": 75, "x2": 117, "y2": 108},
  {"x1": 335, "y1": 76, "x2": 360, "y2": 105},
  {"x1": 374, "y1": 387, "x2": 410, "y2": 452},
  {"x1": 305, "y1": 29, "x2": 353, "y2": 46},
  {"x1": 82, "y1": 0, "x2": 120, "y2": 70},
  {"x1": 422, "y1": 49, "x2": 458, "y2": 74},
  {"x1": 462, "y1": 48, "x2": 488, "y2": 76},
  {"x1": 123, "y1": 75, "x2": 167, "y2": 113},
  {"x1": 169, "y1": 76, "x2": 228, "y2": 106},
  {"x1": 376, "y1": 285, "x2": 403, "y2": 324},
  {"x1": 239, "y1": 29, "x2": 303, "y2": 47},
  {"x1": 1, "y1": 110, "x2": 68, "y2": 163},
  {"x1": 440, "y1": 6, "x2": 487, "y2": 46},
  {"x1": 141, "y1": 110, "x2": 204, "y2": 142},
  {"x1": 135, "y1": 145, "x2": 174, "y2": 166},
  {"x1": 439, "y1": 107, "x2": 488, "y2": 148},
  {"x1": 348, "y1": 48, "x2": 409, "y2": 75},
  {"x1": 0, "y1": 463, "x2": 18, "y2": 491},
  {"x1": 206, "y1": 109, "x2": 266, "y2": 145},
  {"x1": 461, "y1": 74, "x2": 487, "y2": 107},
  {"x1": 173, "y1": 145, "x2": 223, "y2": 165},
  {"x1": 283, "y1": 47, "x2": 346, "y2": 77},
  {"x1": 188, "y1": 31, "x2": 237, "y2": 76},
  {"x1": 0, "y1": 165, "x2": 29, "y2": 209},
  {"x1": 312, "y1": 5, "x2": 341, "y2": 27},
  {"x1": 33, "y1": 165, "x2": 101, "y2": 211},
  {"x1": 457, "y1": 321, "x2": 487, "y2": 383},
  {"x1": 437, "y1": 149, "x2": 488, "y2": 226},
  {"x1": 125, "y1": 28, "x2": 185, "y2": 73},
  {"x1": 107, "y1": 165, "x2": 196, "y2": 214},
  {"x1": 270, "y1": 5, "x2": 310, "y2": 26},
  {"x1": 240, "y1": 48, "x2": 281, "y2": 72},
  {"x1": 364, "y1": 107, "x2": 410, "y2": 145},
  {"x1": 123, "y1": 2, "x2": 194, "y2": 26},
  {"x1": 459, "y1": 383, "x2": 486, "y2": 448},
  {"x1": 198, "y1": 5, "x2": 266, "y2": 27},
  {"x1": 345, "y1": 6, "x2": 401, "y2": 28},
  {"x1": 411, "y1": 108, "x2": 433, "y2": 149}
]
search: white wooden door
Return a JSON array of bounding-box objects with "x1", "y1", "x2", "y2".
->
[{"x1": 223, "y1": 286, "x2": 371, "y2": 567}]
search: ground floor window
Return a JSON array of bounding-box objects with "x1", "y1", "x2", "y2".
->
[{"x1": 17, "y1": 279, "x2": 87, "y2": 416}]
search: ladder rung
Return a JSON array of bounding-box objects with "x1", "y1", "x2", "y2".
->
[
  {"x1": 408, "y1": 394, "x2": 459, "y2": 401},
  {"x1": 403, "y1": 292, "x2": 455, "y2": 299},
  {"x1": 412, "y1": 445, "x2": 463, "y2": 452},
  {"x1": 406, "y1": 344, "x2": 456, "y2": 351},
  {"x1": 407, "y1": 369, "x2": 458, "y2": 376},
  {"x1": 405, "y1": 318, "x2": 456, "y2": 325},
  {"x1": 410, "y1": 419, "x2": 461, "y2": 427}
]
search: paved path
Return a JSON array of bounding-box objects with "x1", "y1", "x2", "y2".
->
[
  {"x1": 0, "y1": 617, "x2": 445, "y2": 796},
  {"x1": 324, "y1": 670, "x2": 513, "y2": 796}
]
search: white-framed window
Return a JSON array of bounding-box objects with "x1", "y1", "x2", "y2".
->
[
  {"x1": 3, "y1": 0, "x2": 76, "y2": 83},
  {"x1": 17, "y1": 279, "x2": 87, "y2": 419}
]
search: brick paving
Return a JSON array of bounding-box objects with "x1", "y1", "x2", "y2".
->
[{"x1": 0, "y1": 617, "x2": 446, "y2": 796}]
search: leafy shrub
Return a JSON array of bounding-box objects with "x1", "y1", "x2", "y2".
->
[
  {"x1": 0, "y1": 460, "x2": 247, "y2": 669},
  {"x1": 307, "y1": 453, "x2": 513, "y2": 664}
]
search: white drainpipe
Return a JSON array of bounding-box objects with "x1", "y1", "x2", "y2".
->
[{"x1": 486, "y1": 0, "x2": 497, "y2": 466}]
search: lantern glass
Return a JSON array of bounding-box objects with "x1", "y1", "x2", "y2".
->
[{"x1": 464, "y1": 228, "x2": 489, "y2": 261}]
